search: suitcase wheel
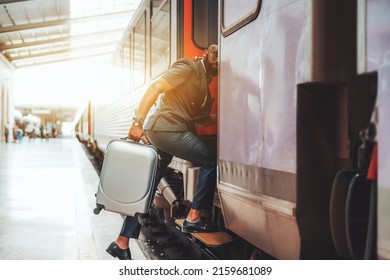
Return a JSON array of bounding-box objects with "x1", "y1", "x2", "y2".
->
[{"x1": 93, "y1": 207, "x2": 102, "y2": 215}]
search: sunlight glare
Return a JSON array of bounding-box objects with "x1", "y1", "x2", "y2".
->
[
  {"x1": 13, "y1": 0, "x2": 141, "y2": 110},
  {"x1": 13, "y1": 56, "x2": 109, "y2": 108}
]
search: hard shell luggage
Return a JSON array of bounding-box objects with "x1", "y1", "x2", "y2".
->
[{"x1": 93, "y1": 138, "x2": 159, "y2": 217}]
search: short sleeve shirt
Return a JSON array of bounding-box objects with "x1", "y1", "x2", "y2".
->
[{"x1": 144, "y1": 58, "x2": 213, "y2": 133}]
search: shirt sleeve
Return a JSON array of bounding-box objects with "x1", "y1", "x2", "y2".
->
[{"x1": 161, "y1": 58, "x2": 193, "y2": 89}]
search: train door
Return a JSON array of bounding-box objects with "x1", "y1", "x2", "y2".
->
[
  {"x1": 177, "y1": 0, "x2": 218, "y2": 136},
  {"x1": 152, "y1": 0, "x2": 219, "y2": 222}
]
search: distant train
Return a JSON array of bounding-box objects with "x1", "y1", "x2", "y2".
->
[{"x1": 75, "y1": 0, "x2": 390, "y2": 260}]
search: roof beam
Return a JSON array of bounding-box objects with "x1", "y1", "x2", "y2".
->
[
  {"x1": 0, "y1": 0, "x2": 32, "y2": 4},
  {"x1": 0, "y1": 50, "x2": 15, "y2": 70},
  {"x1": 0, "y1": 10, "x2": 133, "y2": 34},
  {"x1": 9, "y1": 41, "x2": 116, "y2": 61},
  {"x1": 0, "y1": 28, "x2": 124, "y2": 51},
  {"x1": 13, "y1": 51, "x2": 112, "y2": 68}
]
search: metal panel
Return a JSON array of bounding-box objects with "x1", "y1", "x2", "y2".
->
[
  {"x1": 219, "y1": 0, "x2": 305, "y2": 173},
  {"x1": 378, "y1": 66, "x2": 390, "y2": 259}
]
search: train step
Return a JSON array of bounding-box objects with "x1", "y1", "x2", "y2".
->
[{"x1": 175, "y1": 219, "x2": 234, "y2": 247}]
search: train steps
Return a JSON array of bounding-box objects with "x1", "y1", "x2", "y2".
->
[{"x1": 175, "y1": 218, "x2": 235, "y2": 247}]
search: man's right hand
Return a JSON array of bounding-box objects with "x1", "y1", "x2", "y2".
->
[{"x1": 128, "y1": 124, "x2": 147, "y2": 143}]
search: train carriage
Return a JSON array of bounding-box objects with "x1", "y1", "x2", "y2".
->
[{"x1": 76, "y1": 0, "x2": 390, "y2": 260}]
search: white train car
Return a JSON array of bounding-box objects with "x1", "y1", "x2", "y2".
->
[{"x1": 78, "y1": 0, "x2": 390, "y2": 260}]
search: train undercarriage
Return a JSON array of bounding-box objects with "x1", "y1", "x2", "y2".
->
[{"x1": 79, "y1": 138, "x2": 276, "y2": 260}]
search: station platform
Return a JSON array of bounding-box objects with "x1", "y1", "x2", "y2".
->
[{"x1": 0, "y1": 137, "x2": 146, "y2": 260}]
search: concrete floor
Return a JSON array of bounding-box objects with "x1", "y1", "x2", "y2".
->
[{"x1": 0, "y1": 137, "x2": 146, "y2": 260}]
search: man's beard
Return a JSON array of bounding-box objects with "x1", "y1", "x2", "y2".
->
[{"x1": 203, "y1": 57, "x2": 218, "y2": 77}]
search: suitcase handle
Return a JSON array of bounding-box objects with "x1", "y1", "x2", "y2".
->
[{"x1": 121, "y1": 136, "x2": 150, "y2": 145}]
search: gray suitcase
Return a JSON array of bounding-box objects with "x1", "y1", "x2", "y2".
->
[{"x1": 93, "y1": 139, "x2": 159, "y2": 217}]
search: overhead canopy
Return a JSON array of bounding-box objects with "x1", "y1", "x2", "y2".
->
[{"x1": 0, "y1": 0, "x2": 139, "y2": 68}]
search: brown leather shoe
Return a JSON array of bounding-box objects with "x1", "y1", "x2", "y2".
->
[{"x1": 106, "y1": 242, "x2": 131, "y2": 260}]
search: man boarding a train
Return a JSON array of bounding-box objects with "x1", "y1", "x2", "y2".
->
[{"x1": 106, "y1": 44, "x2": 219, "y2": 260}]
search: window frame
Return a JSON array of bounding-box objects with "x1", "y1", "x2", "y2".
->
[
  {"x1": 221, "y1": 0, "x2": 262, "y2": 37},
  {"x1": 192, "y1": 0, "x2": 218, "y2": 49},
  {"x1": 132, "y1": 11, "x2": 147, "y2": 89},
  {"x1": 150, "y1": 0, "x2": 171, "y2": 79}
]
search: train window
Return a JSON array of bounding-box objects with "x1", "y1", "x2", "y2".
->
[
  {"x1": 133, "y1": 12, "x2": 146, "y2": 89},
  {"x1": 193, "y1": 0, "x2": 218, "y2": 49},
  {"x1": 121, "y1": 36, "x2": 131, "y2": 69},
  {"x1": 109, "y1": 48, "x2": 122, "y2": 105},
  {"x1": 221, "y1": 0, "x2": 261, "y2": 37},
  {"x1": 151, "y1": 0, "x2": 171, "y2": 79},
  {"x1": 121, "y1": 36, "x2": 131, "y2": 96}
]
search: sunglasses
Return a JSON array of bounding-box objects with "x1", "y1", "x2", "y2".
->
[{"x1": 208, "y1": 49, "x2": 218, "y2": 59}]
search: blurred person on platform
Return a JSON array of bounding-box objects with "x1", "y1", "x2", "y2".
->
[{"x1": 4, "y1": 122, "x2": 10, "y2": 143}]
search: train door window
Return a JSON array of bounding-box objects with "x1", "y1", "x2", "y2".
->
[
  {"x1": 133, "y1": 12, "x2": 146, "y2": 89},
  {"x1": 221, "y1": 0, "x2": 261, "y2": 37},
  {"x1": 193, "y1": 0, "x2": 218, "y2": 49},
  {"x1": 151, "y1": 0, "x2": 171, "y2": 79}
]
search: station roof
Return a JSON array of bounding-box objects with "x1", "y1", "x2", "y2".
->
[{"x1": 0, "y1": 0, "x2": 139, "y2": 68}]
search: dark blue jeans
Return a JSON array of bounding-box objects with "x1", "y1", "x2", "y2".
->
[{"x1": 120, "y1": 130, "x2": 217, "y2": 239}]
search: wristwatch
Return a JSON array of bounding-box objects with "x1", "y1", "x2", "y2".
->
[{"x1": 132, "y1": 116, "x2": 144, "y2": 128}]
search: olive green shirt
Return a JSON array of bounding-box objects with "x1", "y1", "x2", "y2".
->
[{"x1": 144, "y1": 58, "x2": 213, "y2": 133}]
